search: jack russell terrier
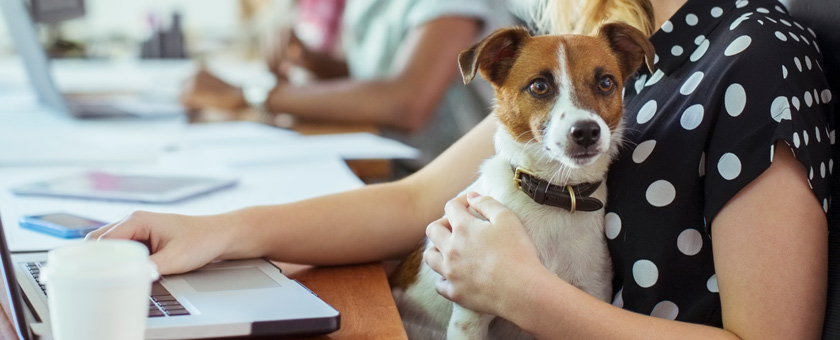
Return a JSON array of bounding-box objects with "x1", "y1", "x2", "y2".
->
[{"x1": 390, "y1": 22, "x2": 655, "y2": 340}]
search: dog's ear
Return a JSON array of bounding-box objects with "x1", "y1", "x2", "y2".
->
[
  {"x1": 458, "y1": 26, "x2": 531, "y2": 85},
  {"x1": 597, "y1": 22, "x2": 656, "y2": 80}
]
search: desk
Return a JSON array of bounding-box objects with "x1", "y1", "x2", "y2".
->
[{"x1": 0, "y1": 262, "x2": 409, "y2": 340}]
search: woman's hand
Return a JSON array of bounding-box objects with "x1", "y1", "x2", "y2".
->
[
  {"x1": 85, "y1": 211, "x2": 233, "y2": 275},
  {"x1": 179, "y1": 66, "x2": 248, "y2": 112},
  {"x1": 424, "y1": 192, "x2": 544, "y2": 315}
]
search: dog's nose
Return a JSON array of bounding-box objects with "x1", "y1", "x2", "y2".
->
[{"x1": 570, "y1": 121, "x2": 600, "y2": 147}]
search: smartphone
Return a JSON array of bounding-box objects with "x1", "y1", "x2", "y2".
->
[{"x1": 18, "y1": 213, "x2": 107, "y2": 238}]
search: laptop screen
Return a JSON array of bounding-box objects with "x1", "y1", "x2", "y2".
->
[
  {"x1": 0, "y1": 214, "x2": 34, "y2": 340},
  {"x1": 0, "y1": 0, "x2": 70, "y2": 114}
]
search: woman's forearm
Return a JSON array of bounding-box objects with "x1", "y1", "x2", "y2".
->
[{"x1": 219, "y1": 115, "x2": 498, "y2": 265}]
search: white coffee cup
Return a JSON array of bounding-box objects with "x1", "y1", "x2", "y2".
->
[{"x1": 42, "y1": 240, "x2": 159, "y2": 340}]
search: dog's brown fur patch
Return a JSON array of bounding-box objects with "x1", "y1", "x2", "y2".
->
[{"x1": 389, "y1": 241, "x2": 426, "y2": 290}]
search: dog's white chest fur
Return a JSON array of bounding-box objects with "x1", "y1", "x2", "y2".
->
[{"x1": 392, "y1": 128, "x2": 614, "y2": 340}]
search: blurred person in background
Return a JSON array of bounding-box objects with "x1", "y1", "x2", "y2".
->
[{"x1": 181, "y1": 0, "x2": 516, "y2": 174}]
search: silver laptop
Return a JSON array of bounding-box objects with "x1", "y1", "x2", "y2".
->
[
  {"x1": 0, "y1": 213, "x2": 340, "y2": 340},
  {"x1": 0, "y1": 0, "x2": 185, "y2": 119}
]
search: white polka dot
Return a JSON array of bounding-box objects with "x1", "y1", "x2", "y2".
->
[
  {"x1": 770, "y1": 144, "x2": 775, "y2": 163},
  {"x1": 725, "y1": 36, "x2": 752, "y2": 56},
  {"x1": 782, "y1": 65, "x2": 788, "y2": 79},
  {"x1": 677, "y1": 229, "x2": 703, "y2": 256},
  {"x1": 612, "y1": 287, "x2": 624, "y2": 308},
  {"x1": 790, "y1": 32, "x2": 800, "y2": 42},
  {"x1": 634, "y1": 74, "x2": 647, "y2": 94},
  {"x1": 686, "y1": 13, "x2": 699, "y2": 26},
  {"x1": 822, "y1": 89, "x2": 833, "y2": 103},
  {"x1": 804, "y1": 130, "x2": 810, "y2": 145},
  {"x1": 816, "y1": 43, "x2": 821, "y2": 54},
  {"x1": 771, "y1": 96, "x2": 792, "y2": 122},
  {"x1": 646, "y1": 180, "x2": 676, "y2": 207},
  {"x1": 808, "y1": 27, "x2": 817, "y2": 38},
  {"x1": 654, "y1": 54, "x2": 660, "y2": 64},
  {"x1": 680, "y1": 104, "x2": 704, "y2": 130},
  {"x1": 637, "y1": 100, "x2": 657, "y2": 124},
  {"x1": 718, "y1": 153, "x2": 742, "y2": 180},
  {"x1": 699, "y1": 152, "x2": 706, "y2": 177},
  {"x1": 780, "y1": 18, "x2": 792, "y2": 26},
  {"x1": 816, "y1": 126, "x2": 822, "y2": 143},
  {"x1": 795, "y1": 21, "x2": 804, "y2": 30},
  {"x1": 794, "y1": 57, "x2": 802, "y2": 71},
  {"x1": 802, "y1": 35, "x2": 810, "y2": 45},
  {"x1": 831, "y1": 159, "x2": 835, "y2": 174},
  {"x1": 725, "y1": 83, "x2": 747, "y2": 117},
  {"x1": 645, "y1": 70, "x2": 665, "y2": 87},
  {"x1": 775, "y1": 31, "x2": 787, "y2": 41},
  {"x1": 736, "y1": 0, "x2": 749, "y2": 9},
  {"x1": 792, "y1": 96, "x2": 801, "y2": 111},
  {"x1": 605, "y1": 212, "x2": 621, "y2": 240},
  {"x1": 805, "y1": 91, "x2": 814, "y2": 107},
  {"x1": 651, "y1": 301, "x2": 680, "y2": 320},
  {"x1": 711, "y1": 7, "x2": 724, "y2": 17},
  {"x1": 757, "y1": 19, "x2": 764, "y2": 25},
  {"x1": 757, "y1": 7, "x2": 770, "y2": 14},
  {"x1": 775, "y1": 5, "x2": 786, "y2": 13},
  {"x1": 633, "y1": 140, "x2": 657, "y2": 163},
  {"x1": 707, "y1": 275, "x2": 719, "y2": 293},
  {"x1": 805, "y1": 56, "x2": 812, "y2": 70},
  {"x1": 730, "y1": 16, "x2": 748, "y2": 30},
  {"x1": 694, "y1": 35, "x2": 706, "y2": 45},
  {"x1": 815, "y1": 89, "x2": 822, "y2": 104},
  {"x1": 690, "y1": 39, "x2": 710, "y2": 62},
  {"x1": 810, "y1": 167, "x2": 814, "y2": 180},
  {"x1": 825, "y1": 199, "x2": 830, "y2": 213},
  {"x1": 661, "y1": 20, "x2": 674, "y2": 33},
  {"x1": 831, "y1": 130, "x2": 836, "y2": 145},
  {"x1": 633, "y1": 260, "x2": 659, "y2": 288},
  {"x1": 671, "y1": 45, "x2": 684, "y2": 56},
  {"x1": 793, "y1": 132, "x2": 801, "y2": 148},
  {"x1": 821, "y1": 162, "x2": 826, "y2": 178},
  {"x1": 765, "y1": 17, "x2": 777, "y2": 24},
  {"x1": 680, "y1": 72, "x2": 704, "y2": 95}
]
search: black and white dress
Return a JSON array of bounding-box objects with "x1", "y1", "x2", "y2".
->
[{"x1": 605, "y1": 0, "x2": 835, "y2": 326}]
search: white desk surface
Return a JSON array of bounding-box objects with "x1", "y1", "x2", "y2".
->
[{"x1": 0, "y1": 59, "x2": 417, "y2": 252}]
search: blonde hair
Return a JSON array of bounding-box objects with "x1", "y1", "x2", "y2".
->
[{"x1": 531, "y1": 0, "x2": 655, "y2": 36}]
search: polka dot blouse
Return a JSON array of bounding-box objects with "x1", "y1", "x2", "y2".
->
[{"x1": 605, "y1": 0, "x2": 835, "y2": 326}]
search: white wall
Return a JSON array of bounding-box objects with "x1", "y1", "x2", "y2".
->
[{"x1": 0, "y1": 0, "x2": 246, "y2": 57}]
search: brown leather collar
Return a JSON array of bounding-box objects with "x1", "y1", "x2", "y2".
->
[{"x1": 512, "y1": 166, "x2": 604, "y2": 213}]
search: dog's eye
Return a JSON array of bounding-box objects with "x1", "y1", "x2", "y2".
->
[
  {"x1": 529, "y1": 79, "x2": 551, "y2": 97},
  {"x1": 597, "y1": 76, "x2": 615, "y2": 94}
]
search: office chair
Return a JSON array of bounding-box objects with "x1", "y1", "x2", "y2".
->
[{"x1": 783, "y1": 0, "x2": 840, "y2": 338}]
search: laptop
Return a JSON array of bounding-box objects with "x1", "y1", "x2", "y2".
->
[
  {"x1": 0, "y1": 0, "x2": 186, "y2": 119},
  {"x1": 0, "y1": 213, "x2": 340, "y2": 339}
]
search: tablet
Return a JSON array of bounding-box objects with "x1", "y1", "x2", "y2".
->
[{"x1": 11, "y1": 171, "x2": 238, "y2": 203}]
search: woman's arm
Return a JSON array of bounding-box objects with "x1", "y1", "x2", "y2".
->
[
  {"x1": 225, "y1": 115, "x2": 497, "y2": 265},
  {"x1": 266, "y1": 17, "x2": 481, "y2": 132},
  {"x1": 427, "y1": 142, "x2": 827, "y2": 339},
  {"x1": 89, "y1": 115, "x2": 497, "y2": 274}
]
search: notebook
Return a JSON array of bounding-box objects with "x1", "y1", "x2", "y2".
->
[
  {"x1": 0, "y1": 0, "x2": 185, "y2": 119},
  {"x1": 0, "y1": 211, "x2": 341, "y2": 339}
]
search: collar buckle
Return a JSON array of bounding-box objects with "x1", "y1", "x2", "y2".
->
[{"x1": 513, "y1": 166, "x2": 534, "y2": 190}]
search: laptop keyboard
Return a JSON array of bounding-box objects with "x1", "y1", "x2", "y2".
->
[{"x1": 25, "y1": 261, "x2": 190, "y2": 318}]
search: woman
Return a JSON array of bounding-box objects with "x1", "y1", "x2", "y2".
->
[{"x1": 89, "y1": 0, "x2": 834, "y2": 338}]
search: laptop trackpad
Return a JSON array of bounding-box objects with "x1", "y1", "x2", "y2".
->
[{"x1": 181, "y1": 267, "x2": 281, "y2": 292}]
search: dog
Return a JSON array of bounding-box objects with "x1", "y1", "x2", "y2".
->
[{"x1": 390, "y1": 23, "x2": 655, "y2": 340}]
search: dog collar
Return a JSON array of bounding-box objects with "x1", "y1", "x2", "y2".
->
[{"x1": 512, "y1": 166, "x2": 604, "y2": 213}]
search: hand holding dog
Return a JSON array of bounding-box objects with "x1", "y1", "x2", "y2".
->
[{"x1": 424, "y1": 192, "x2": 546, "y2": 317}]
